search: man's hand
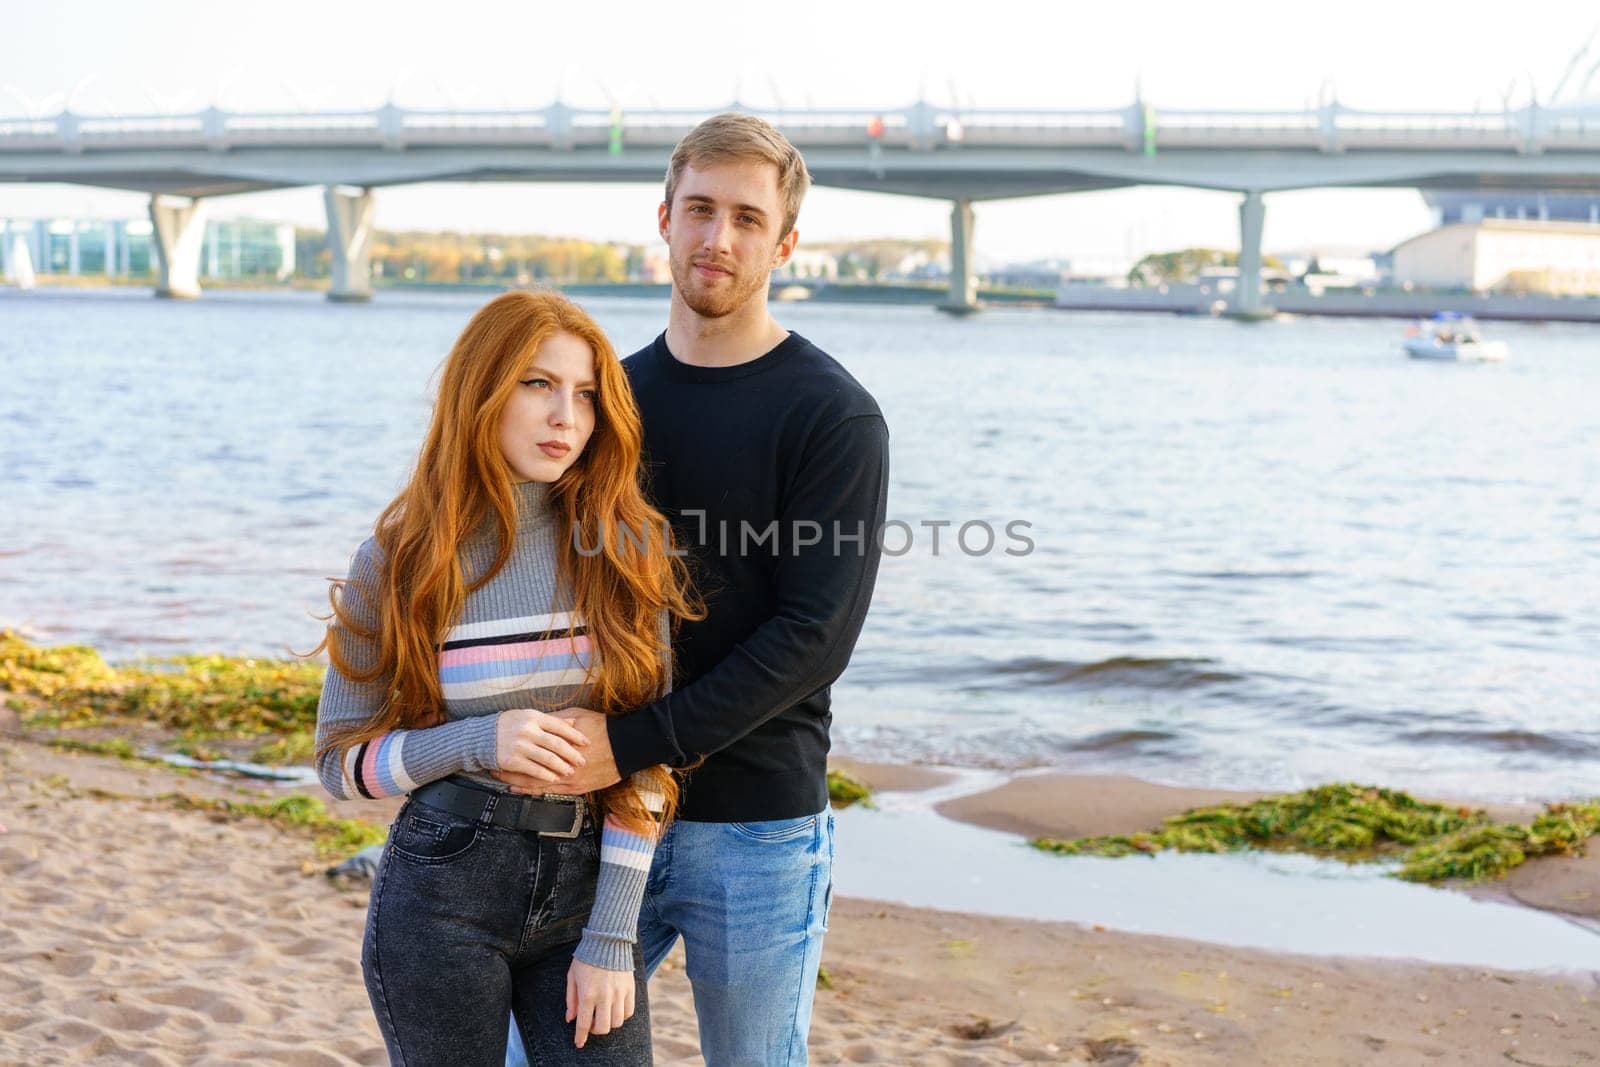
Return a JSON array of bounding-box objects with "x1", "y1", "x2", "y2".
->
[
  {"x1": 549, "y1": 707, "x2": 621, "y2": 793},
  {"x1": 492, "y1": 707, "x2": 621, "y2": 795},
  {"x1": 566, "y1": 958, "x2": 635, "y2": 1048}
]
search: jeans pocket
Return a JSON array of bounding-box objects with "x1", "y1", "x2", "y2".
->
[
  {"x1": 728, "y1": 814, "x2": 818, "y2": 843},
  {"x1": 389, "y1": 800, "x2": 484, "y2": 865},
  {"x1": 542, "y1": 824, "x2": 601, "y2": 925}
]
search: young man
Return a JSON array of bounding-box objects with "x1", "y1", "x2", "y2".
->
[{"x1": 501, "y1": 113, "x2": 890, "y2": 1063}]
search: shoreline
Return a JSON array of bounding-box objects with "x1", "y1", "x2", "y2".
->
[
  {"x1": 15, "y1": 278, "x2": 1600, "y2": 323},
  {"x1": 3, "y1": 739, "x2": 1597, "y2": 1065},
  {"x1": 5, "y1": 676, "x2": 1594, "y2": 935}
]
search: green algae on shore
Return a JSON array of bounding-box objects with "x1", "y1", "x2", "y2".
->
[
  {"x1": 163, "y1": 791, "x2": 388, "y2": 859},
  {"x1": 25, "y1": 761, "x2": 389, "y2": 861},
  {"x1": 9, "y1": 633, "x2": 865, "y2": 814},
  {"x1": 1030, "y1": 783, "x2": 1600, "y2": 884},
  {"x1": 827, "y1": 769, "x2": 873, "y2": 808},
  {"x1": 1, "y1": 630, "x2": 322, "y2": 742}
]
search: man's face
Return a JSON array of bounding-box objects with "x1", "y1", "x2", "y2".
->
[{"x1": 659, "y1": 159, "x2": 797, "y2": 319}]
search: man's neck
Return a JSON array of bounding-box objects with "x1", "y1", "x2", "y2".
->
[{"x1": 665, "y1": 291, "x2": 790, "y2": 368}]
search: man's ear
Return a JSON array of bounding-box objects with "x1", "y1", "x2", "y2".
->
[
  {"x1": 773, "y1": 227, "x2": 800, "y2": 269},
  {"x1": 658, "y1": 201, "x2": 671, "y2": 242}
]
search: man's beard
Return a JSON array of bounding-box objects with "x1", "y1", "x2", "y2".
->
[{"x1": 671, "y1": 251, "x2": 767, "y2": 319}]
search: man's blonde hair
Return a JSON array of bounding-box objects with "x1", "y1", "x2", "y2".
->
[{"x1": 664, "y1": 113, "x2": 811, "y2": 237}]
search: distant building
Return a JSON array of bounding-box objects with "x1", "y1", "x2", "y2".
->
[
  {"x1": 1193, "y1": 264, "x2": 1293, "y2": 292},
  {"x1": 985, "y1": 262, "x2": 1070, "y2": 290},
  {"x1": 2, "y1": 218, "x2": 154, "y2": 277},
  {"x1": 1, "y1": 217, "x2": 293, "y2": 281},
  {"x1": 1424, "y1": 191, "x2": 1600, "y2": 227},
  {"x1": 1390, "y1": 219, "x2": 1600, "y2": 295},
  {"x1": 637, "y1": 253, "x2": 673, "y2": 284},
  {"x1": 900, "y1": 254, "x2": 948, "y2": 281},
  {"x1": 202, "y1": 220, "x2": 296, "y2": 281},
  {"x1": 989, "y1": 257, "x2": 1130, "y2": 290},
  {"x1": 775, "y1": 249, "x2": 838, "y2": 280},
  {"x1": 1296, "y1": 255, "x2": 1381, "y2": 293}
]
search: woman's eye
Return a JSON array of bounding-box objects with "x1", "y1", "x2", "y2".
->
[
  {"x1": 519, "y1": 378, "x2": 551, "y2": 389},
  {"x1": 579, "y1": 389, "x2": 598, "y2": 402}
]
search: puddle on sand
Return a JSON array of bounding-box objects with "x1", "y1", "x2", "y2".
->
[
  {"x1": 833, "y1": 803, "x2": 1600, "y2": 973},
  {"x1": 157, "y1": 751, "x2": 321, "y2": 785}
]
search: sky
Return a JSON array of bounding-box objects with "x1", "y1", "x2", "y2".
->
[{"x1": 6, "y1": 0, "x2": 1600, "y2": 266}]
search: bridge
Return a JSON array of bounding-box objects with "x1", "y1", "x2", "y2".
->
[{"x1": 5, "y1": 98, "x2": 1600, "y2": 313}]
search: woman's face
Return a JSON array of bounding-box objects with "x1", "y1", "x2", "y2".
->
[{"x1": 497, "y1": 330, "x2": 598, "y2": 483}]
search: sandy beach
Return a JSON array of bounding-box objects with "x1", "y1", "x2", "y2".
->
[{"x1": 2, "y1": 741, "x2": 1596, "y2": 1066}]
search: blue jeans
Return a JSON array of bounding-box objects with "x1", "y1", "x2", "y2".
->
[
  {"x1": 637, "y1": 809, "x2": 835, "y2": 1067},
  {"x1": 363, "y1": 791, "x2": 652, "y2": 1066}
]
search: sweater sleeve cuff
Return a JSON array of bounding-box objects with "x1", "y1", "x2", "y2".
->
[
  {"x1": 573, "y1": 931, "x2": 635, "y2": 972},
  {"x1": 460, "y1": 712, "x2": 501, "y2": 773},
  {"x1": 608, "y1": 695, "x2": 678, "y2": 777}
]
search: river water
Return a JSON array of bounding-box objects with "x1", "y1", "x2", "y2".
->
[{"x1": 2, "y1": 287, "x2": 1595, "y2": 802}]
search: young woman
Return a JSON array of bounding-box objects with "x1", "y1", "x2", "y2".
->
[{"x1": 312, "y1": 290, "x2": 696, "y2": 1065}]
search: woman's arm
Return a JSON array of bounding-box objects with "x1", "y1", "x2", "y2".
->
[
  {"x1": 314, "y1": 539, "x2": 590, "y2": 801},
  {"x1": 573, "y1": 773, "x2": 665, "y2": 969},
  {"x1": 563, "y1": 609, "x2": 675, "y2": 1045},
  {"x1": 313, "y1": 538, "x2": 501, "y2": 800},
  {"x1": 564, "y1": 773, "x2": 663, "y2": 1047}
]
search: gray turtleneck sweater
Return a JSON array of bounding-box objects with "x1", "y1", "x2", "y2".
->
[{"x1": 314, "y1": 480, "x2": 661, "y2": 972}]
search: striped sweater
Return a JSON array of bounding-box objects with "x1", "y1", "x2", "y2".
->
[{"x1": 314, "y1": 480, "x2": 662, "y2": 972}]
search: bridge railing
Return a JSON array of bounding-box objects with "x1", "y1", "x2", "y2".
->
[
  {"x1": 1154, "y1": 109, "x2": 1323, "y2": 149},
  {"x1": 2, "y1": 101, "x2": 1599, "y2": 155},
  {"x1": 1333, "y1": 110, "x2": 1522, "y2": 151}
]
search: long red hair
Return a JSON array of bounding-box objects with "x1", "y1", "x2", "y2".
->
[{"x1": 314, "y1": 290, "x2": 698, "y2": 831}]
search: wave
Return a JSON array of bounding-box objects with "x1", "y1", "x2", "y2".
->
[
  {"x1": 1059, "y1": 728, "x2": 1184, "y2": 755},
  {"x1": 1400, "y1": 728, "x2": 1600, "y2": 759},
  {"x1": 1454, "y1": 611, "x2": 1564, "y2": 626},
  {"x1": 976, "y1": 655, "x2": 1246, "y2": 691},
  {"x1": 1179, "y1": 569, "x2": 1320, "y2": 581}
]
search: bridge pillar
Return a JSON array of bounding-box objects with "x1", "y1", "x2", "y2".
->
[
  {"x1": 148, "y1": 195, "x2": 208, "y2": 299},
  {"x1": 939, "y1": 198, "x2": 979, "y2": 316},
  {"x1": 1228, "y1": 190, "x2": 1272, "y2": 321},
  {"x1": 4, "y1": 230, "x2": 35, "y2": 288},
  {"x1": 325, "y1": 185, "x2": 376, "y2": 303}
]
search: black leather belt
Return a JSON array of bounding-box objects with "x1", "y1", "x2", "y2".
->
[{"x1": 411, "y1": 778, "x2": 585, "y2": 839}]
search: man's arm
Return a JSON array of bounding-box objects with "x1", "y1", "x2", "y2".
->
[{"x1": 604, "y1": 412, "x2": 890, "y2": 778}]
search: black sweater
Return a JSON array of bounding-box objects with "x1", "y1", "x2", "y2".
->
[{"x1": 607, "y1": 331, "x2": 891, "y2": 821}]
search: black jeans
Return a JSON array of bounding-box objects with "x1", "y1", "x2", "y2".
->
[{"x1": 362, "y1": 788, "x2": 652, "y2": 1066}]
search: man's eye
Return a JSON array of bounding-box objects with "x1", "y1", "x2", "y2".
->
[{"x1": 739, "y1": 215, "x2": 758, "y2": 225}]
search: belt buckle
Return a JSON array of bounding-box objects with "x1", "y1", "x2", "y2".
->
[{"x1": 542, "y1": 796, "x2": 584, "y2": 839}]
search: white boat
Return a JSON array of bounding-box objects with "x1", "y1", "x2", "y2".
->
[{"x1": 1403, "y1": 314, "x2": 1508, "y2": 362}]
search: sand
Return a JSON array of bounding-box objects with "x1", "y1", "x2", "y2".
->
[
  {"x1": 934, "y1": 773, "x2": 1268, "y2": 841},
  {"x1": 2, "y1": 741, "x2": 1597, "y2": 1066}
]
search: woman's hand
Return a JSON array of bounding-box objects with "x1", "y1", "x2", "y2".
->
[
  {"x1": 494, "y1": 708, "x2": 589, "y2": 783},
  {"x1": 566, "y1": 958, "x2": 635, "y2": 1048}
]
